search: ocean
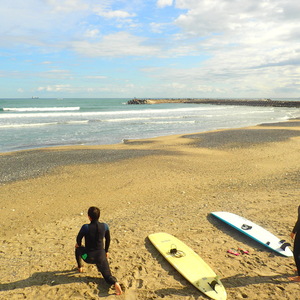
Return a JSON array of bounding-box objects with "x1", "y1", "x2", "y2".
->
[{"x1": 0, "y1": 98, "x2": 299, "y2": 153}]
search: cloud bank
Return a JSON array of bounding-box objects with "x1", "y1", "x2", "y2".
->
[{"x1": 0, "y1": 0, "x2": 300, "y2": 97}]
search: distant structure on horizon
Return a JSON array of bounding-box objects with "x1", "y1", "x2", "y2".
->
[{"x1": 127, "y1": 98, "x2": 300, "y2": 108}]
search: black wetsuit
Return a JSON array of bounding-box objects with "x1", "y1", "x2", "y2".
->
[
  {"x1": 292, "y1": 206, "x2": 300, "y2": 276},
  {"x1": 75, "y1": 220, "x2": 117, "y2": 285}
]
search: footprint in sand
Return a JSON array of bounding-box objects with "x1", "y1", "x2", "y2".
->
[{"x1": 125, "y1": 266, "x2": 145, "y2": 289}]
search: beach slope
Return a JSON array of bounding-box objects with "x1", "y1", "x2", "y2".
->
[{"x1": 0, "y1": 120, "x2": 300, "y2": 299}]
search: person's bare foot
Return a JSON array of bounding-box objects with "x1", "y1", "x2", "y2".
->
[
  {"x1": 114, "y1": 282, "x2": 123, "y2": 295},
  {"x1": 78, "y1": 267, "x2": 83, "y2": 273},
  {"x1": 288, "y1": 276, "x2": 300, "y2": 282}
]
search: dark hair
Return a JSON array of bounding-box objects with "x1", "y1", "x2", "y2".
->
[{"x1": 88, "y1": 206, "x2": 100, "y2": 221}]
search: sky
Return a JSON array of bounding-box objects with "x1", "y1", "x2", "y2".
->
[{"x1": 1, "y1": 0, "x2": 300, "y2": 98}]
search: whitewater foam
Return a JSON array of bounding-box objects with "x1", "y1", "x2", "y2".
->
[{"x1": 2, "y1": 107, "x2": 80, "y2": 112}]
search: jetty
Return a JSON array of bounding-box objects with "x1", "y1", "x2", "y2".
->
[{"x1": 127, "y1": 98, "x2": 300, "y2": 108}]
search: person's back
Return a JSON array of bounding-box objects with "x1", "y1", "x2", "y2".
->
[
  {"x1": 85, "y1": 221, "x2": 105, "y2": 251},
  {"x1": 75, "y1": 206, "x2": 122, "y2": 295}
]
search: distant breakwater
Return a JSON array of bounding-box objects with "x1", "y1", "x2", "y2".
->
[{"x1": 127, "y1": 98, "x2": 300, "y2": 108}]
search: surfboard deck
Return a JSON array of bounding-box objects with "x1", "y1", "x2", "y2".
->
[
  {"x1": 211, "y1": 211, "x2": 293, "y2": 257},
  {"x1": 148, "y1": 232, "x2": 227, "y2": 300}
]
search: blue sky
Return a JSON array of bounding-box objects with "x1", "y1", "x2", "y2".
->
[{"x1": 1, "y1": 0, "x2": 300, "y2": 98}]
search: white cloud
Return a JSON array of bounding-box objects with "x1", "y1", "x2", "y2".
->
[
  {"x1": 85, "y1": 75, "x2": 107, "y2": 79},
  {"x1": 96, "y1": 9, "x2": 136, "y2": 19},
  {"x1": 166, "y1": 82, "x2": 186, "y2": 89},
  {"x1": 46, "y1": 0, "x2": 89, "y2": 12},
  {"x1": 85, "y1": 29, "x2": 100, "y2": 38},
  {"x1": 37, "y1": 84, "x2": 73, "y2": 92},
  {"x1": 156, "y1": 0, "x2": 300, "y2": 96},
  {"x1": 150, "y1": 22, "x2": 172, "y2": 34},
  {"x1": 157, "y1": 0, "x2": 173, "y2": 8},
  {"x1": 1, "y1": 0, "x2": 300, "y2": 97},
  {"x1": 150, "y1": 22, "x2": 164, "y2": 34},
  {"x1": 0, "y1": 0, "x2": 91, "y2": 47},
  {"x1": 174, "y1": 0, "x2": 300, "y2": 40},
  {"x1": 37, "y1": 69, "x2": 73, "y2": 80},
  {"x1": 71, "y1": 32, "x2": 160, "y2": 57},
  {"x1": 37, "y1": 84, "x2": 113, "y2": 94}
]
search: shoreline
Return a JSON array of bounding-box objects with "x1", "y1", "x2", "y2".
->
[
  {"x1": 1, "y1": 118, "x2": 299, "y2": 185},
  {"x1": 0, "y1": 119, "x2": 300, "y2": 299}
]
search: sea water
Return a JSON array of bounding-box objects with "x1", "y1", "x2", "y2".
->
[{"x1": 0, "y1": 98, "x2": 299, "y2": 153}]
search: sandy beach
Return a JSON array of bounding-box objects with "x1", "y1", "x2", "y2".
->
[{"x1": 0, "y1": 119, "x2": 300, "y2": 300}]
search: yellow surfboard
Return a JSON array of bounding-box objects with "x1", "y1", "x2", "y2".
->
[{"x1": 148, "y1": 232, "x2": 227, "y2": 300}]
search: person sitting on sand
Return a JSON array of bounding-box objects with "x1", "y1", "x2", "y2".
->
[
  {"x1": 75, "y1": 206, "x2": 123, "y2": 295},
  {"x1": 289, "y1": 205, "x2": 300, "y2": 282}
]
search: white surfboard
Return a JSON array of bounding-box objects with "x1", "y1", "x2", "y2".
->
[{"x1": 211, "y1": 212, "x2": 293, "y2": 257}]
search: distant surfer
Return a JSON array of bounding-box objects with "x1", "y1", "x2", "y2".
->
[
  {"x1": 75, "y1": 206, "x2": 123, "y2": 295},
  {"x1": 289, "y1": 205, "x2": 300, "y2": 282}
]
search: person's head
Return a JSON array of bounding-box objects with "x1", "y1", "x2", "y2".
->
[{"x1": 88, "y1": 206, "x2": 100, "y2": 221}]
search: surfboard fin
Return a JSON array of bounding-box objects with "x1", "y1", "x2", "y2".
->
[
  {"x1": 209, "y1": 278, "x2": 220, "y2": 292},
  {"x1": 280, "y1": 242, "x2": 291, "y2": 250},
  {"x1": 170, "y1": 244, "x2": 178, "y2": 255},
  {"x1": 241, "y1": 224, "x2": 252, "y2": 230},
  {"x1": 169, "y1": 244, "x2": 185, "y2": 257}
]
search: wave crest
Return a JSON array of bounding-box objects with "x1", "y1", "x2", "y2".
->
[{"x1": 2, "y1": 107, "x2": 80, "y2": 112}]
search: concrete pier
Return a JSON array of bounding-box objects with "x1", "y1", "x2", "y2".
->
[{"x1": 127, "y1": 98, "x2": 300, "y2": 107}]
